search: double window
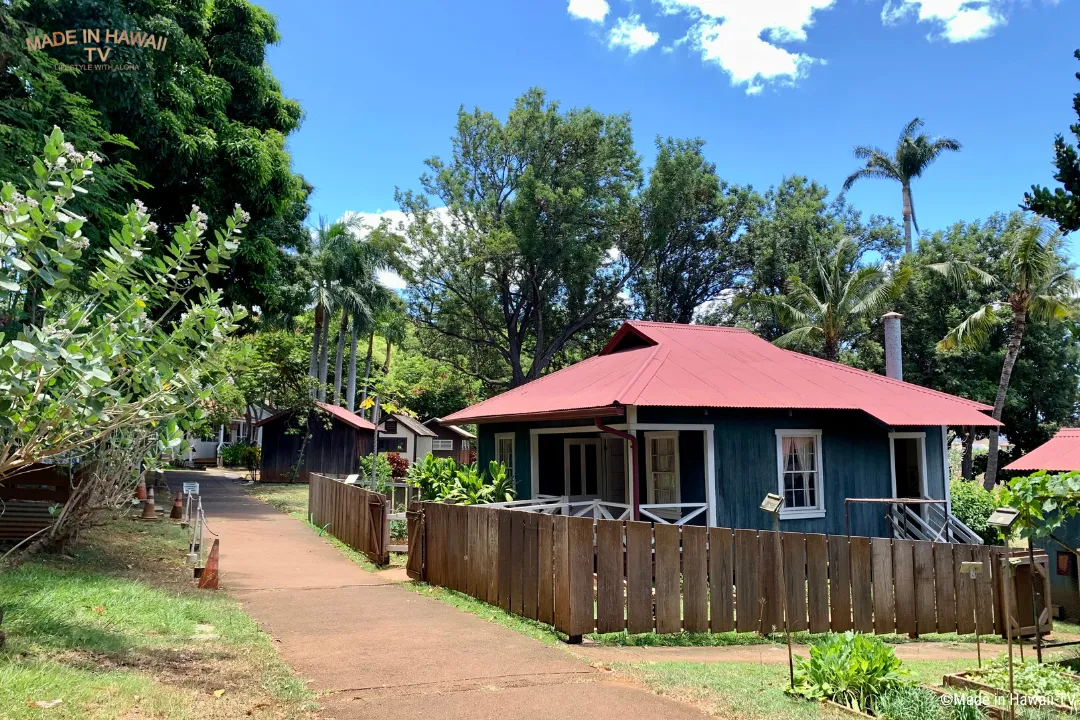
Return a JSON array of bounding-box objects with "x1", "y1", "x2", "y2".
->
[
  {"x1": 432, "y1": 439, "x2": 454, "y2": 451},
  {"x1": 775, "y1": 430, "x2": 824, "y2": 519}
]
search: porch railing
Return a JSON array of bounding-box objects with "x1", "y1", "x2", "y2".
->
[
  {"x1": 487, "y1": 496, "x2": 708, "y2": 525},
  {"x1": 887, "y1": 502, "x2": 983, "y2": 544}
]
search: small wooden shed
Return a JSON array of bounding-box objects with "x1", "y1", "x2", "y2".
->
[{"x1": 255, "y1": 401, "x2": 376, "y2": 483}]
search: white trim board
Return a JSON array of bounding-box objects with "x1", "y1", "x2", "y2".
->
[
  {"x1": 774, "y1": 429, "x2": 825, "y2": 520},
  {"x1": 888, "y1": 431, "x2": 929, "y2": 500}
]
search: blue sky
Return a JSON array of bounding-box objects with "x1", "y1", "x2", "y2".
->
[{"x1": 258, "y1": 0, "x2": 1079, "y2": 258}]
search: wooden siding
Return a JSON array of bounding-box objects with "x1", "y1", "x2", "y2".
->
[{"x1": 260, "y1": 411, "x2": 373, "y2": 483}]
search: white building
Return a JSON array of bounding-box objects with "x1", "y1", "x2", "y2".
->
[{"x1": 375, "y1": 412, "x2": 437, "y2": 464}]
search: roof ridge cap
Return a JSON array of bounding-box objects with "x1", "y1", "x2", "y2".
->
[
  {"x1": 615, "y1": 344, "x2": 667, "y2": 404},
  {"x1": 629, "y1": 320, "x2": 750, "y2": 333}
]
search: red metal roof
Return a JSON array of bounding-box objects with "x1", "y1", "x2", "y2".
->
[
  {"x1": 255, "y1": 401, "x2": 376, "y2": 431},
  {"x1": 1003, "y1": 429, "x2": 1080, "y2": 472},
  {"x1": 443, "y1": 321, "x2": 999, "y2": 427}
]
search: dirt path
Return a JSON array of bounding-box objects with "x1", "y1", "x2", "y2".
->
[{"x1": 181, "y1": 471, "x2": 709, "y2": 720}]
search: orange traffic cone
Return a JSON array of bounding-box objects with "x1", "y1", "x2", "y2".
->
[
  {"x1": 135, "y1": 475, "x2": 147, "y2": 501},
  {"x1": 139, "y1": 487, "x2": 157, "y2": 520},
  {"x1": 169, "y1": 489, "x2": 183, "y2": 519}
]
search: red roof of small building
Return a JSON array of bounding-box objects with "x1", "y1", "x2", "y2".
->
[
  {"x1": 1003, "y1": 429, "x2": 1080, "y2": 472},
  {"x1": 255, "y1": 401, "x2": 376, "y2": 431},
  {"x1": 443, "y1": 321, "x2": 999, "y2": 427}
]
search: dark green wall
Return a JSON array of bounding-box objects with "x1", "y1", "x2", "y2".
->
[{"x1": 477, "y1": 407, "x2": 949, "y2": 538}]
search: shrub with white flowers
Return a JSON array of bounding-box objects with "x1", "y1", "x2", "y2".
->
[{"x1": 0, "y1": 127, "x2": 248, "y2": 490}]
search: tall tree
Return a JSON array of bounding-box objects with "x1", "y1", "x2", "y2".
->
[
  {"x1": 1023, "y1": 49, "x2": 1080, "y2": 231},
  {"x1": 401, "y1": 89, "x2": 650, "y2": 389},
  {"x1": 12, "y1": 0, "x2": 311, "y2": 313},
  {"x1": 631, "y1": 137, "x2": 760, "y2": 323},
  {"x1": 931, "y1": 215, "x2": 1078, "y2": 489},
  {"x1": 745, "y1": 237, "x2": 912, "y2": 362},
  {"x1": 843, "y1": 118, "x2": 962, "y2": 253}
]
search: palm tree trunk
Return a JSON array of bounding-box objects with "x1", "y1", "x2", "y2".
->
[
  {"x1": 383, "y1": 337, "x2": 392, "y2": 373},
  {"x1": 346, "y1": 323, "x2": 359, "y2": 412},
  {"x1": 309, "y1": 303, "x2": 323, "y2": 396},
  {"x1": 983, "y1": 310, "x2": 1028, "y2": 490},
  {"x1": 359, "y1": 331, "x2": 375, "y2": 417},
  {"x1": 317, "y1": 313, "x2": 331, "y2": 401},
  {"x1": 901, "y1": 185, "x2": 914, "y2": 254},
  {"x1": 333, "y1": 311, "x2": 348, "y2": 406},
  {"x1": 961, "y1": 427, "x2": 975, "y2": 481},
  {"x1": 823, "y1": 334, "x2": 839, "y2": 363}
]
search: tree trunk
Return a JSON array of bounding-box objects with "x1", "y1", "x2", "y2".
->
[
  {"x1": 823, "y1": 333, "x2": 839, "y2": 363},
  {"x1": 983, "y1": 310, "x2": 1028, "y2": 490},
  {"x1": 309, "y1": 303, "x2": 323, "y2": 397},
  {"x1": 901, "y1": 185, "x2": 913, "y2": 254},
  {"x1": 346, "y1": 323, "x2": 359, "y2": 412},
  {"x1": 359, "y1": 331, "x2": 375, "y2": 417},
  {"x1": 962, "y1": 427, "x2": 975, "y2": 481},
  {"x1": 383, "y1": 337, "x2": 392, "y2": 373},
  {"x1": 317, "y1": 313, "x2": 331, "y2": 401},
  {"x1": 333, "y1": 311, "x2": 348, "y2": 406}
]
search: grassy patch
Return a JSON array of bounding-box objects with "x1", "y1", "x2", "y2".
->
[
  {"x1": 589, "y1": 629, "x2": 1031, "y2": 648},
  {"x1": 0, "y1": 512, "x2": 314, "y2": 720},
  {"x1": 611, "y1": 658, "x2": 980, "y2": 720}
]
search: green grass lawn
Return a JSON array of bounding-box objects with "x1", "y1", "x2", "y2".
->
[{"x1": 0, "y1": 511, "x2": 314, "y2": 720}]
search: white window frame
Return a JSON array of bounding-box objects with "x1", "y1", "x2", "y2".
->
[
  {"x1": 563, "y1": 438, "x2": 601, "y2": 497},
  {"x1": 888, "y1": 431, "x2": 928, "y2": 500},
  {"x1": 644, "y1": 431, "x2": 681, "y2": 518},
  {"x1": 494, "y1": 432, "x2": 516, "y2": 480},
  {"x1": 432, "y1": 439, "x2": 454, "y2": 452},
  {"x1": 775, "y1": 429, "x2": 825, "y2": 519}
]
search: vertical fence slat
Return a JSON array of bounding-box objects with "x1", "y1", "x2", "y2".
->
[
  {"x1": 486, "y1": 510, "x2": 499, "y2": 605},
  {"x1": 522, "y1": 512, "x2": 539, "y2": 620},
  {"x1": 734, "y1": 529, "x2": 760, "y2": 633},
  {"x1": 782, "y1": 532, "x2": 808, "y2": 632},
  {"x1": 498, "y1": 510, "x2": 513, "y2": 611},
  {"x1": 935, "y1": 542, "x2": 957, "y2": 633},
  {"x1": 466, "y1": 508, "x2": 480, "y2": 599},
  {"x1": 893, "y1": 539, "x2": 917, "y2": 635},
  {"x1": 682, "y1": 525, "x2": 708, "y2": 633},
  {"x1": 871, "y1": 538, "x2": 895, "y2": 634},
  {"x1": 537, "y1": 514, "x2": 555, "y2": 626},
  {"x1": 654, "y1": 523, "x2": 681, "y2": 634},
  {"x1": 709, "y1": 527, "x2": 735, "y2": 633},
  {"x1": 850, "y1": 536, "x2": 873, "y2": 633},
  {"x1": 828, "y1": 536, "x2": 852, "y2": 632},
  {"x1": 625, "y1": 520, "x2": 653, "y2": 634},
  {"x1": 973, "y1": 544, "x2": 995, "y2": 635},
  {"x1": 595, "y1": 520, "x2": 625, "y2": 634},
  {"x1": 953, "y1": 544, "x2": 976, "y2": 635},
  {"x1": 913, "y1": 540, "x2": 937, "y2": 635},
  {"x1": 991, "y1": 547, "x2": 1006, "y2": 636},
  {"x1": 510, "y1": 511, "x2": 525, "y2": 616},
  {"x1": 553, "y1": 515, "x2": 571, "y2": 635},
  {"x1": 567, "y1": 516, "x2": 595, "y2": 638},
  {"x1": 805, "y1": 533, "x2": 830, "y2": 633},
  {"x1": 759, "y1": 531, "x2": 783, "y2": 633}
]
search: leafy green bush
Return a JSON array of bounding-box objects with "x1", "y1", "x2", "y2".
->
[
  {"x1": 876, "y1": 686, "x2": 943, "y2": 720},
  {"x1": 406, "y1": 455, "x2": 515, "y2": 504},
  {"x1": 950, "y1": 479, "x2": 1000, "y2": 543},
  {"x1": 787, "y1": 632, "x2": 908, "y2": 713},
  {"x1": 358, "y1": 453, "x2": 393, "y2": 493}
]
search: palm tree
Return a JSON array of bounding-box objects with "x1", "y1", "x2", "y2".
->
[
  {"x1": 747, "y1": 237, "x2": 912, "y2": 362},
  {"x1": 930, "y1": 216, "x2": 1077, "y2": 489},
  {"x1": 843, "y1": 118, "x2": 962, "y2": 254}
]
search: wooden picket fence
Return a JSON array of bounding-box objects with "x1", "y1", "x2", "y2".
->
[
  {"x1": 308, "y1": 473, "x2": 389, "y2": 565},
  {"x1": 420, "y1": 502, "x2": 1020, "y2": 640}
]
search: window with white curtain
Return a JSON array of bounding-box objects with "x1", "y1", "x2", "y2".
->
[{"x1": 775, "y1": 430, "x2": 824, "y2": 519}]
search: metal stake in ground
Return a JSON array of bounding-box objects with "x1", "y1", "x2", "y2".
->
[
  {"x1": 1027, "y1": 536, "x2": 1044, "y2": 663},
  {"x1": 760, "y1": 492, "x2": 793, "y2": 690},
  {"x1": 960, "y1": 560, "x2": 984, "y2": 667},
  {"x1": 986, "y1": 507, "x2": 1020, "y2": 720}
]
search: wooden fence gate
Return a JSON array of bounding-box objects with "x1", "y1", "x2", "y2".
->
[
  {"x1": 308, "y1": 473, "x2": 389, "y2": 565},
  {"x1": 418, "y1": 503, "x2": 1030, "y2": 641}
]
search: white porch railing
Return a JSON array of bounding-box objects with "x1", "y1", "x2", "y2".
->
[
  {"x1": 486, "y1": 496, "x2": 707, "y2": 525},
  {"x1": 887, "y1": 502, "x2": 983, "y2": 544}
]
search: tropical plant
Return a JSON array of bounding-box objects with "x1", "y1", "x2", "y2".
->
[
  {"x1": 949, "y1": 479, "x2": 1000, "y2": 544},
  {"x1": 998, "y1": 470, "x2": 1080, "y2": 544},
  {"x1": 843, "y1": 118, "x2": 962, "y2": 253},
  {"x1": 930, "y1": 216, "x2": 1078, "y2": 488},
  {"x1": 1024, "y1": 49, "x2": 1080, "y2": 232},
  {"x1": 384, "y1": 452, "x2": 409, "y2": 478},
  {"x1": 875, "y1": 685, "x2": 944, "y2": 720},
  {"x1": 973, "y1": 657, "x2": 1080, "y2": 707},
  {"x1": 787, "y1": 632, "x2": 909, "y2": 713},
  {"x1": 486, "y1": 461, "x2": 516, "y2": 503},
  {"x1": 744, "y1": 237, "x2": 912, "y2": 361},
  {"x1": 357, "y1": 452, "x2": 393, "y2": 493},
  {"x1": 406, "y1": 454, "x2": 458, "y2": 501},
  {"x1": 405, "y1": 455, "x2": 514, "y2": 505},
  {"x1": 0, "y1": 129, "x2": 246, "y2": 485}
]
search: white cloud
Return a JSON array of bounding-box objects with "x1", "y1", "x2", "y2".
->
[
  {"x1": 568, "y1": 0, "x2": 609, "y2": 22},
  {"x1": 653, "y1": 0, "x2": 836, "y2": 94},
  {"x1": 882, "y1": 0, "x2": 1005, "y2": 42},
  {"x1": 609, "y1": 15, "x2": 660, "y2": 54}
]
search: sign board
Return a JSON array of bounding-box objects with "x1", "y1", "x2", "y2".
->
[
  {"x1": 344, "y1": 474, "x2": 360, "y2": 485},
  {"x1": 182, "y1": 481, "x2": 200, "y2": 495}
]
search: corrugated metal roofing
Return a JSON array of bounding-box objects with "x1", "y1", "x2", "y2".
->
[
  {"x1": 254, "y1": 401, "x2": 376, "y2": 432},
  {"x1": 1003, "y1": 429, "x2": 1080, "y2": 472},
  {"x1": 380, "y1": 412, "x2": 438, "y2": 437},
  {"x1": 443, "y1": 320, "x2": 999, "y2": 427}
]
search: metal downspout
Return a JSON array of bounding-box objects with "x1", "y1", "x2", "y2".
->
[{"x1": 594, "y1": 417, "x2": 639, "y2": 521}]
